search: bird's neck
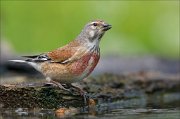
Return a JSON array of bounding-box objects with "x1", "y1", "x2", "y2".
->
[
  {"x1": 76, "y1": 32, "x2": 100, "y2": 48},
  {"x1": 77, "y1": 37, "x2": 100, "y2": 49}
]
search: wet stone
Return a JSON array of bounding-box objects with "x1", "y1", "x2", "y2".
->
[{"x1": 0, "y1": 72, "x2": 180, "y2": 109}]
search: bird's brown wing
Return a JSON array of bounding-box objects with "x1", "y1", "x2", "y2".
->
[
  {"x1": 47, "y1": 47, "x2": 76, "y2": 63},
  {"x1": 23, "y1": 40, "x2": 86, "y2": 64},
  {"x1": 47, "y1": 41, "x2": 86, "y2": 63}
]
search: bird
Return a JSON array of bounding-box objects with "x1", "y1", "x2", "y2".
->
[{"x1": 10, "y1": 20, "x2": 112, "y2": 103}]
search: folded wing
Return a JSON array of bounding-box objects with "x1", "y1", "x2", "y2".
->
[{"x1": 24, "y1": 40, "x2": 87, "y2": 64}]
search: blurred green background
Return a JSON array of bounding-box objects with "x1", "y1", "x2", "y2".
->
[{"x1": 1, "y1": 1, "x2": 179, "y2": 58}]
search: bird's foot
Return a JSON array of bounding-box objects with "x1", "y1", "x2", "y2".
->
[
  {"x1": 71, "y1": 84, "x2": 88, "y2": 105},
  {"x1": 80, "y1": 90, "x2": 88, "y2": 106},
  {"x1": 58, "y1": 84, "x2": 71, "y2": 92},
  {"x1": 45, "y1": 80, "x2": 72, "y2": 93},
  {"x1": 44, "y1": 82, "x2": 57, "y2": 87}
]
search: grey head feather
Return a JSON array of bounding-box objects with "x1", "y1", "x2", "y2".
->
[{"x1": 76, "y1": 20, "x2": 111, "y2": 43}]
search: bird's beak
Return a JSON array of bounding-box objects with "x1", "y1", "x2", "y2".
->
[{"x1": 102, "y1": 24, "x2": 112, "y2": 31}]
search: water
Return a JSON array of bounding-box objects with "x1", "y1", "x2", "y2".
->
[
  {"x1": 1, "y1": 95, "x2": 179, "y2": 119},
  {"x1": 0, "y1": 108, "x2": 179, "y2": 119},
  {"x1": 98, "y1": 109, "x2": 179, "y2": 119}
]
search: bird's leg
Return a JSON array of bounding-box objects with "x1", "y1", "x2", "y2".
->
[
  {"x1": 71, "y1": 83, "x2": 88, "y2": 105},
  {"x1": 46, "y1": 77, "x2": 71, "y2": 92}
]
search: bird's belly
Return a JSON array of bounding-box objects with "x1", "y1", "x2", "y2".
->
[
  {"x1": 40, "y1": 53, "x2": 99, "y2": 83},
  {"x1": 40, "y1": 62, "x2": 73, "y2": 83}
]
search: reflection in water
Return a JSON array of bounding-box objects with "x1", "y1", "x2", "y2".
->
[
  {"x1": 0, "y1": 91, "x2": 179, "y2": 119},
  {"x1": 0, "y1": 108, "x2": 179, "y2": 119}
]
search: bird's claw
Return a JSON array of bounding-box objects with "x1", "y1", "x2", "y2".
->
[{"x1": 78, "y1": 90, "x2": 88, "y2": 105}]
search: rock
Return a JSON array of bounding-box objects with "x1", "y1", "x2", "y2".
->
[{"x1": 0, "y1": 72, "x2": 179, "y2": 108}]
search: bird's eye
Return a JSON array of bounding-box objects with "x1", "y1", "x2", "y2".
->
[{"x1": 93, "y1": 23, "x2": 97, "y2": 26}]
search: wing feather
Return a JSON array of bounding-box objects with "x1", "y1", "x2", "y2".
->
[
  {"x1": 24, "y1": 54, "x2": 51, "y2": 62},
  {"x1": 47, "y1": 40, "x2": 85, "y2": 63},
  {"x1": 24, "y1": 40, "x2": 86, "y2": 64}
]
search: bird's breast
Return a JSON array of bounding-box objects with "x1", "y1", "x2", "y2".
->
[{"x1": 69, "y1": 52, "x2": 100, "y2": 79}]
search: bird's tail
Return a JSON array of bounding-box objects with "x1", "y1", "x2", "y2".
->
[
  {"x1": 8, "y1": 60, "x2": 26, "y2": 63},
  {"x1": 8, "y1": 59, "x2": 41, "y2": 71}
]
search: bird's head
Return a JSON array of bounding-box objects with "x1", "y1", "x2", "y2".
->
[{"x1": 77, "y1": 20, "x2": 112, "y2": 44}]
